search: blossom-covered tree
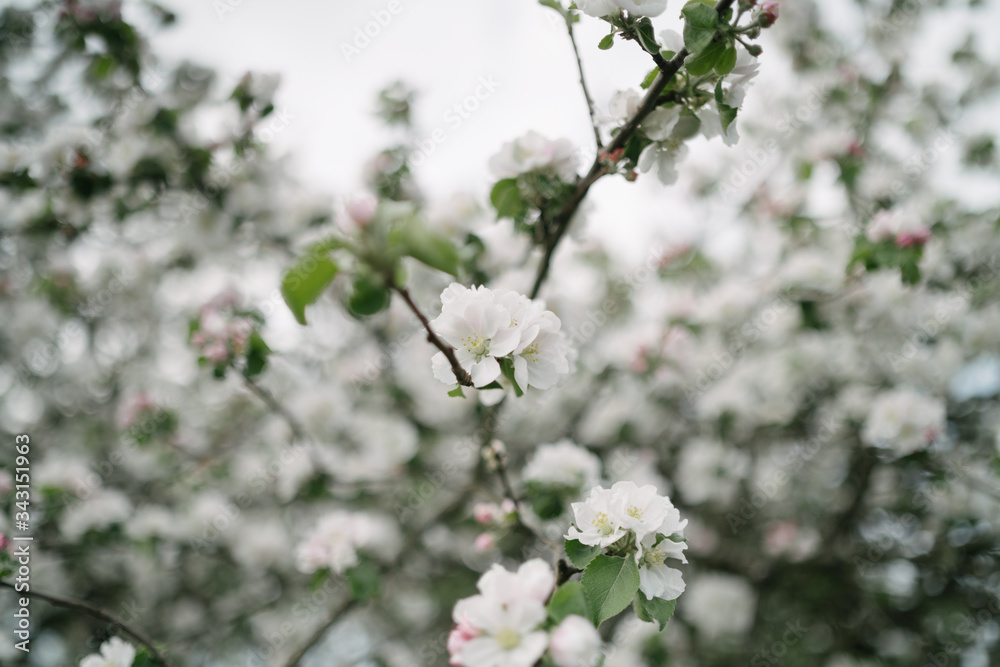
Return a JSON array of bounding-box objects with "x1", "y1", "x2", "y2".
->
[{"x1": 2, "y1": 0, "x2": 1000, "y2": 666}]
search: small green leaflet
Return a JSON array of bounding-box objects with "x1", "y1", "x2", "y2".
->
[
  {"x1": 685, "y1": 40, "x2": 726, "y2": 76},
  {"x1": 281, "y1": 247, "x2": 339, "y2": 325},
  {"x1": 681, "y1": 2, "x2": 719, "y2": 55},
  {"x1": 581, "y1": 555, "x2": 640, "y2": 626},
  {"x1": 634, "y1": 593, "x2": 677, "y2": 631},
  {"x1": 565, "y1": 538, "x2": 602, "y2": 570},
  {"x1": 715, "y1": 82, "x2": 738, "y2": 134},
  {"x1": 547, "y1": 581, "x2": 591, "y2": 624},
  {"x1": 490, "y1": 178, "x2": 529, "y2": 221}
]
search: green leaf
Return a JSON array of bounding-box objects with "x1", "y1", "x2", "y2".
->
[
  {"x1": 392, "y1": 220, "x2": 460, "y2": 276},
  {"x1": 346, "y1": 560, "x2": 382, "y2": 602},
  {"x1": 309, "y1": 568, "x2": 331, "y2": 591},
  {"x1": 548, "y1": 581, "x2": 590, "y2": 624},
  {"x1": 581, "y1": 555, "x2": 640, "y2": 626},
  {"x1": 531, "y1": 491, "x2": 565, "y2": 520},
  {"x1": 673, "y1": 108, "x2": 702, "y2": 140},
  {"x1": 131, "y1": 649, "x2": 154, "y2": 667},
  {"x1": 539, "y1": 0, "x2": 564, "y2": 12},
  {"x1": 448, "y1": 386, "x2": 466, "y2": 398},
  {"x1": 598, "y1": 33, "x2": 615, "y2": 50},
  {"x1": 719, "y1": 102, "x2": 738, "y2": 134},
  {"x1": 640, "y1": 67, "x2": 659, "y2": 90},
  {"x1": 681, "y1": 2, "x2": 719, "y2": 54},
  {"x1": 634, "y1": 18, "x2": 659, "y2": 55},
  {"x1": 685, "y1": 40, "x2": 726, "y2": 76},
  {"x1": 281, "y1": 250, "x2": 339, "y2": 325},
  {"x1": 347, "y1": 274, "x2": 391, "y2": 317},
  {"x1": 244, "y1": 331, "x2": 270, "y2": 377},
  {"x1": 634, "y1": 593, "x2": 677, "y2": 631},
  {"x1": 715, "y1": 42, "x2": 738, "y2": 75},
  {"x1": 499, "y1": 356, "x2": 524, "y2": 397},
  {"x1": 565, "y1": 538, "x2": 602, "y2": 570},
  {"x1": 490, "y1": 178, "x2": 529, "y2": 221},
  {"x1": 88, "y1": 54, "x2": 116, "y2": 80}
]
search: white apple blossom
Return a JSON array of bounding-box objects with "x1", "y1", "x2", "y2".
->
[
  {"x1": 636, "y1": 533, "x2": 687, "y2": 600},
  {"x1": 658, "y1": 29, "x2": 684, "y2": 53},
  {"x1": 618, "y1": 0, "x2": 669, "y2": 16},
  {"x1": 447, "y1": 559, "x2": 555, "y2": 667},
  {"x1": 608, "y1": 89, "x2": 642, "y2": 122},
  {"x1": 641, "y1": 106, "x2": 681, "y2": 142},
  {"x1": 683, "y1": 573, "x2": 757, "y2": 638},
  {"x1": 549, "y1": 615, "x2": 603, "y2": 667},
  {"x1": 861, "y1": 387, "x2": 946, "y2": 457},
  {"x1": 675, "y1": 438, "x2": 751, "y2": 506},
  {"x1": 80, "y1": 637, "x2": 136, "y2": 667},
  {"x1": 477, "y1": 559, "x2": 556, "y2": 604},
  {"x1": 522, "y1": 439, "x2": 602, "y2": 491},
  {"x1": 576, "y1": 0, "x2": 620, "y2": 17},
  {"x1": 295, "y1": 510, "x2": 400, "y2": 574},
  {"x1": 567, "y1": 481, "x2": 686, "y2": 552},
  {"x1": 638, "y1": 140, "x2": 690, "y2": 186},
  {"x1": 511, "y1": 326, "x2": 572, "y2": 391},
  {"x1": 431, "y1": 284, "x2": 521, "y2": 387},
  {"x1": 566, "y1": 485, "x2": 628, "y2": 547},
  {"x1": 610, "y1": 480, "x2": 678, "y2": 543},
  {"x1": 431, "y1": 283, "x2": 571, "y2": 391},
  {"x1": 577, "y1": 0, "x2": 668, "y2": 17},
  {"x1": 488, "y1": 130, "x2": 578, "y2": 181}
]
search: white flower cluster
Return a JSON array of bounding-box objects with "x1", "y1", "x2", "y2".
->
[
  {"x1": 80, "y1": 637, "x2": 135, "y2": 667},
  {"x1": 488, "y1": 130, "x2": 578, "y2": 181},
  {"x1": 577, "y1": 0, "x2": 668, "y2": 18},
  {"x1": 430, "y1": 283, "x2": 572, "y2": 391},
  {"x1": 608, "y1": 30, "x2": 761, "y2": 185},
  {"x1": 295, "y1": 510, "x2": 400, "y2": 574},
  {"x1": 522, "y1": 439, "x2": 602, "y2": 492},
  {"x1": 567, "y1": 481, "x2": 688, "y2": 601},
  {"x1": 448, "y1": 560, "x2": 601, "y2": 667},
  {"x1": 862, "y1": 387, "x2": 946, "y2": 457}
]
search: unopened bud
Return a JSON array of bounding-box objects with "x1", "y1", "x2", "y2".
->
[
  {"x1": 758, "y1": 1, "x2": 779, "y2": 27},
  {"x1": 474, "y1": 533, "x2": 495, "y2": 552},
  {"x1": 345, "y1": 193, "x2": 378, "y2": 227}
]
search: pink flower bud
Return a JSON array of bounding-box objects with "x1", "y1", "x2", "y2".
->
[
  {"x1": 473, "y1": 503, "x2": 498, "y2": 525},
  {"x1": 0, "y1": 533, "x2": 8, "y2": 551},
  {"x1": 474, "y1": 533, "x2": 495, "y2": 552},
  {"x1": 499, "y1": 498, "x2": 517, "y2": 515},
  {"x1": 896, "y1": 228, "x2": 930, "y2": 248},
  {"x1": 759, "y1": 1, "x2": 779, "y2": 27},
  {"x1": 346, "y1": 194, "x2": 378, "y2": 228},
  {"x1": 203, "y1": 341, "x2": 229, "y2": 363}
]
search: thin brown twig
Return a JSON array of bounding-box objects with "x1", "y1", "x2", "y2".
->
[
  {"x1": 392, "y1": 285, "x2": 473, "y2": 386},
  {"x1": 0, "y1": 580, "x2": 175, "y2": 667},
  {"x1": 242, "y1": 374, "x2": 309, "y2": 442},
  {"x1": 530, "y1": 0, "x2": 737, "y2": 299},
  {"x1": 566, "y1": 16, "x2": 603, "y2": 151},
  {"x1": 283, "y1": 597, "x2": 360, "y2": 667}
]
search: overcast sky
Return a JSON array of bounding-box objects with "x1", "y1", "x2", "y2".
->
[{"x1": 148, "y1": 0, "x2": 1000, "y2": 266}]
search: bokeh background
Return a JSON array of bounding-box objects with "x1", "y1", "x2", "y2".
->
[{"x1": 2, "y1": 0, "x2": 1000, "y2": 666}]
